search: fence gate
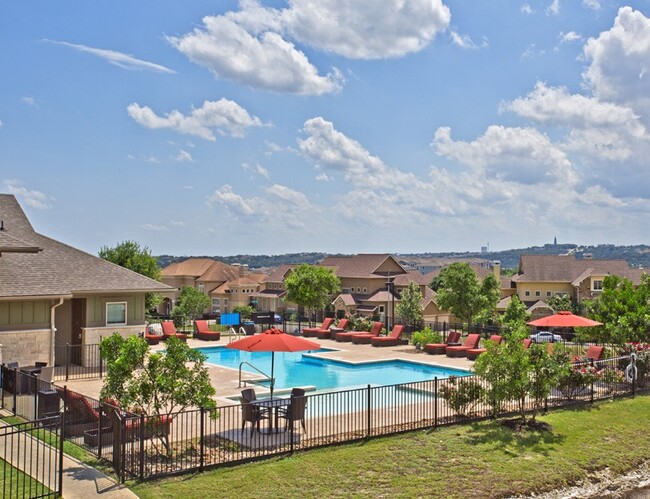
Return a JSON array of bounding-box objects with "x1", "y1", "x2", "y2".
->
[{"x1": 0, "y1": 416, "x2": 63, "y2": 498}]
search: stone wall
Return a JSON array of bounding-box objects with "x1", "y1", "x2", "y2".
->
[
  {"x1": 81, "y1": 325, "x2": 143, "y2": 367},
  {"x1": 0, "y1": 329, "x2": 51, "y2": 366}
]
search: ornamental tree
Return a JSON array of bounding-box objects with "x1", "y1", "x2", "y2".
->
[
  {"x1": 284, "y1": 264, "x2": 340, "y2": 323},
  {"x1": 175, "y1": 286, "x2": 211, "y2": 320},
  {"x1": 100, "y1": 334, "x2": 217, "y2": 454},
  {"x1": 395, "y1": 282, "x2": 424, "y2": 329}
]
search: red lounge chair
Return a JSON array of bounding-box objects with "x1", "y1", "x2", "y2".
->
[
  {"x1": 585, "y1": 345, "x2": 604, "y2": 361},
  {"x1": 347, "y1": 322, "x2": 383, "y2": 344},
  {"x1": 371, "y1": 324, "x2": 405, "y2": 347},
  {"x1": 302, "y1": 318, "x2": 334, "y2": 338},
  {"x1": 522, "y1": 338, "x2": 533, "y2": 349},
  {"x1": 144, "y1": 332, "x2": 161, "y2": 345},
  {"x1": 195, "y1": 320, "x2": 221, "y2": 341},
  {"x1": 319, "y1": 318, "x2": 349, "y2": 340},
  {"x1": 424, "y1": 331, "x2": 462, "y2": 355},
  {"x1": 161, "y1": 321, "x2": 188, "y2": 341},
  {"x1": 446, "y1": 334, "x2": 481, "y2": 358},
  {"x1": 467, "y1": 335, "x2": 503, "y2": 361}
]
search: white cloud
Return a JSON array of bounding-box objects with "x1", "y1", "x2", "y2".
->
[
  {"x1": 559, "y1": 31, "x2": 582, "y2": 44},
  {"x1": 266, "y1": 184, "x2": 310, "y2": 208},
  {"x1": 127, "y1": 98, "x2": 264, "y2": 141},
  {"x1": 582, "y1": 7, "x2": 650, "y2": 121},
  {"x1": 3, "y1": 180, "x2": 53, "y2": 209},
  {"x1": 175, "y1": 150, "x2": 194, "y2": 162},
  {"x1": 207, "y1": 185, "x2": 255, "y2": 215},
  {"x1": 582, "y1": 0, "x2": 600, "y2": 10},
  {"x1": 546, "y1": 0, "x2": 560, "y2": 16},
  {"x1": 142, "y1": 224, "x2": 169, "y2": 232},
  {"x1": 168, "y1": 14, "x2": 342, "y2": 95},
  {"x1": 315, "y1": 173, "x2": 331, "y2": 182},
  {"x1": 521, "y1": 4, "x2": 533, "y2": 14},
  {"x1": 0, "y1": 118, "x2": 3, "y2": 127},
  {"x1": 450, "y1": 31, "x2": 486, "y2": 49},
  {"x1": 242, "y1": 162, "x2": 270, "y2": 179},
  {"x1": 170, "y1": 220, "x2": 186, "y2": 227},
  {"x1": 21, "y1": 97, "x2": 38, "y2": 107},
  {"x1": 44, "y1": 40, "x2": 175, "y2": 73},
  {"x1": 282, "y1": 0, "x2": 450, "y2": 59}
]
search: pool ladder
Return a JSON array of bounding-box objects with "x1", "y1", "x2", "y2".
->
[
  {"x1": 238, "y1": 361, "x2": 273, "y2": 389},
  {"x1": 228, "y1": 326, "x2": 248, "y2": 342}
]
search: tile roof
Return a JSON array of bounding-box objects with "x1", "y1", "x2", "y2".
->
[
  {"x1": 320, "y1": 254, "x2": 407, "y2": 278},
  {"x1": 0, "y1": 195, "x2": 170, "y2": 298},
  {"x1": 160, "y1": 258, "x2": 217, "y2": 277},
  {"x1": 263, "y1": 265, "x2": 295, "y2": 283},
  {"x1": 513, "y1": 254, "x2": 632, "y2": 283}
]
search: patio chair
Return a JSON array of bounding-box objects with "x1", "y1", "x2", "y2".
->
[
  {"x1": 240, "y1": 389, "x2": 270, "y2": 435},
  {"x1": 36, "y1": 366, "x2": 55, "y2": 392},
  {"x1": 302, "y1": 318, "x2": 334, "y2": 338},
  {"x1": 144, "y1": 323, "x2": 163, "y2": 345},
  {"x1": 445, "y1": 334, "x2": 481, "y2": 358},
  {"x1": 278, "y1": 388, "x2": 307, "y2": 434},
  {"x1": 318, "y1": 318, "x2": 349, "y2": 340},
  {"x1": 584, "y1": 345, "x2": 604, "y2": 361},
  {"x1": 466, "y1": 335, "x2": 503, "y2": 361},
  {"x1": 195, "y1": 319, "x2": 221, "y2": 341},
  {"x1": 522, "y1": 338, "x2": 533, "y2": 349},
  {"x1": 350, "y1": 322, "x2": 385, "y2": 344},
  {"x1": 424, "y1": 331, "x2": 462, "y2": 355},
  {"x1": 161, "y1": 321, "x2": 188, "y2": 342},
  {"x1": 58, "y1": 388, "x2": 100, "y2": 437},
  {"x1": 371, "y1": 324, "x2": 405, "y2": 347}
]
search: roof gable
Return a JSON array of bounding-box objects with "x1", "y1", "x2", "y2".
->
[{"x1": 320, "y1": 254, "x2": 407, "y2": 278}]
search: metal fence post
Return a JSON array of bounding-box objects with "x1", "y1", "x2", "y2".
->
[
  {"x1": 590, "y1": 359, "x2": 595, "y2": 404},
  {"x1": 434, "y1": 377, "x2": 438, "y2": 429},
  {"x1": 99, "y1": 337, "x2": 103, "y2": 379},
  {"x1": 59, "y1": 411, "x2": 65, "y2": 496},
  {"x1": 65, "y1": 344, "x2": 70, "y2": 382},
  {"x1": 139, "y1": 413, "x2": 145, "y2": 481},
  {"x1": 200, "y1": 407, "x2": 205, "y2": 472},
  {"x1": 367, "y1": 384, "x2": 371, "y2": 438}
]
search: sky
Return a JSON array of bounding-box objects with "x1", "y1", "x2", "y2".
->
[{"x1": 2, "y1": 1, "x2": 650, "y2": 257}]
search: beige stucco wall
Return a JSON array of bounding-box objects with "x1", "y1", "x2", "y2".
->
[
  {"x1": 0, "y1": 329, "x2": 51, "y2": 366},
  {"x1": 516, "y1": 282, "x2": 574, "y2": 302},
  {"x1": 81, "y1": 325, "x2": 143, "y2": 367},
  {"x1": 340, "y1": 277, "x2": 383, "y2": 295}
]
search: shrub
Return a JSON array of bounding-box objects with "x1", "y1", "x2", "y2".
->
[
  {"x1": 411, "y1": 327, "x2": 443, "y2": 348},
  {"x1": 556, "y1": 360, "x2": 600, "y2": 399},
  {"x1": 439, "y1": 376, "x2": 483, "y2": 417}
]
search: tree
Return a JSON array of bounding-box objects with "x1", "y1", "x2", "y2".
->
[
  {"x1": 585, "y1": 274, "x2": 650, "y2": 344},
  {"x1": 433, "y1": 263, "x2": 499, "y2": 326},
  {"x1": 546, "y1": 294, "x2": 575, "y2": 314},
  {"x1": 395, "y1": 282, "x2": 424, "y2": 329},
  {"x1": 99, "y1": 240, "x2": 162, "y2": 310},
  {"x1": 501, "y1": 295, "x2": 530, "y2": 335},
  {"x1": 233, "y1": 305, "x2": 254, "y2": 320},
  {"x1": 284, "y1": 264, "x2": 340, "y2": 322},
  {"x1": 174, "y1": 286, "x2": 211, "y2": 321},
  {"x1": 100, "y1": 334, "x2": 217, "y2": 454}
]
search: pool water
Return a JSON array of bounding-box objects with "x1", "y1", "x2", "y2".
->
[{"x1": 196, "y1": 346, "x2": 469, "y2": 391}]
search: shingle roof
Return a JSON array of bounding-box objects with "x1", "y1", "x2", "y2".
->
[
  {"x1": 320, "y1": 254, "x2": 407, "y2": 278},
  {"x1": 262, "y1": 265, "x2": 295, "y2": 283},
  {"x1": 513, "y1": 254, "x2": 632, "y2": 283},
  {"x1": 0, "y1": 195, "x2": 170, "y2": 298},
  {"x1": 160, "y1": 258, "x2": 217, "y2": 278}
]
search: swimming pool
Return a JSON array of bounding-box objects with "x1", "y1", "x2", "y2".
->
[{"x1": 196, "y1": 346, "x2": 469, "y2": 391}]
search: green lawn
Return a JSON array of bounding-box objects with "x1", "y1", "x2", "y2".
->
[{"x1": 130, "y1": 395, "x2": 650, "y2": 499}]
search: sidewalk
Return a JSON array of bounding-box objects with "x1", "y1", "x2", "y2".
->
[{"x1": 0, "y1": 413, "x2": 138, "y2": 498}]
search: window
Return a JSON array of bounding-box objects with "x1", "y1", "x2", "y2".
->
[
  {"x1": 224, "y1": 299, "x2": 229, "y2": 313},
  {"x1": 525, "y1": 291, "x2": 530, "y2": 297},
  {"x1": 535, "y1": 291, "x2": 541, "y2": 297},
  {"x1": 363, "y1": 287, "x2": 367, "y2": 293},
  {"x1": 106, "y1": 302, "x2": 127, "y2": 326},
  {"x1": 212, "y1": 298, "x2": 220, "y2": 313},
  {"x1": 593, "y1": 279, "x2": 603, "y2": 291},
  {"x1": 198, "y1": 283, "x2": 205, "y2": 293},
  {"x1": 546, "y1": 291, "x2": 552, "y2": 297}
]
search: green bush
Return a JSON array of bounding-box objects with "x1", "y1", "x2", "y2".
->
[
  {"x1": 439, "y1": 376, "x2": 483, "y2": 417},
  {"x1": 411, "y1": 327, "x2": 443, "y2": 348}
]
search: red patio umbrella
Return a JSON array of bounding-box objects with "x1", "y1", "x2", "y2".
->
[
  {"x1": 226, "y1": 328, "x2": 320, "y2": 398},
  {"x1": 527, "y1": 310, "x2": 602, "y2": 328}
]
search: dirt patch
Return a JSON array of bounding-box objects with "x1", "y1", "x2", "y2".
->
[
  {"x1": 512, "y1": 461, "x2": 650, "y2": 498},
  {"x1": 501, "y1": 417, "x2": 553, "y2": 433}
]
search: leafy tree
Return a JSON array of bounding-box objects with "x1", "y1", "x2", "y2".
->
[
  {"x1": 175, "y1": 286, "x2": 211, "y2": 320},
  {"x1": 395, "y1": 282, "x2": 424, "y2": 329},
  {"x1": 585, "y1": 274, "x2": 650, "y2": 344},
  {"x1": 501, "y1": 295, "x2": 530, "y2": 335},
  {"x1": 284, "y1": 264, "x2": 340, "y2": 323},
  {"x1": 99, "y1": 240, "x2": 162, "y2": 310},
  {"x1": 100, "y1": 334, "x2": 217, "y2": 454},
  {"x1": 546, "y1": 294, "x2": 574, "y2": 314},
  {"x1": 233, "y1": 305, "x2": 254, "y2": 320},
  {"x1": 433, "y1": 263, "x2": 499, "y2": 326}
]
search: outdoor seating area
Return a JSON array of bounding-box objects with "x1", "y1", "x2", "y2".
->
[
  {"x1": 339, "y1": 321, "x2": 383, "y2": 343},
  {"x1": 371, "y1": 324, "x2": 404, "y2": 347},
  {"x1": 446, "y1": 334, "x2": 481, "y2": 358},
  {"x1": 424, "y1": 331, "x2": 462, "y2": 355},
  {"x1": 302, "y1": 318, "x2": 334, "y2": 338},
  {"x1": 466, "y1": 335, "x2": 503, "y2": 361},
  {"x1": 161, "y1": 321, "x2": 188, "y2": 341},
  {"x1": 318, "y1": 318, "x2": 349, "y2": 340},
  {"x1": 194, "y1": 319, "x2": 221, "y2": 341}
]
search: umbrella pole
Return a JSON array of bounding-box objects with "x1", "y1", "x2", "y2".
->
[{"x1": 270, "y1": 352, "x2": 275, "y2": 399}]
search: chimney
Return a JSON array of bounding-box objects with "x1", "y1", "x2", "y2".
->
[
  {"x1": 240, "y1": 264, "x2": 249, "y2": 277},
  {"x1": 492, "y1": 260, "x2": 501, "y2": 282}
]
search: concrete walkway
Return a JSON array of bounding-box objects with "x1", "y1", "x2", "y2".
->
[{"x1": 0, "y1": 412, "x2": 138, "y2": 498}]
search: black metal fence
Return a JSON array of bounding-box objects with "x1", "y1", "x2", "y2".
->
[
  {"x1": 53, "y1": 344, "x2": 105, "y2": 381},
  {"x1": 0, "y1": 416, "x2": 63, "y2": 498}
]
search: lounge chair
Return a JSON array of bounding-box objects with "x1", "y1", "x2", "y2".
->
[
  {"x1": 302, "y1": 318, "x2": 334, "y2": 338},
  {"x1": 195, "y1": 320, "x2": 221, "y2": 341},
  {"x1": 277, "y1": 388, "x2": 307, "y2": 434},
  {"x1": 318, "y1": 318, "x2": 349, "y2": 340},
  {"x1": 445, "y1": 334, "x2": 481, "y2": 358},
  {"x1": 584, "y1": 345, "x2": 604, "y2": 361},
  {"x1": 371, "y1": 324, "x2": 405, "y2": 347},
  {"x1": 424, "y1": 331, "x2": 462, "y2": 355},
  {"x1": 349, "y1": 322, "x2": 384, "y2": 344},
  {"x1": 522, "y1": 338, "x2": 533, "y2": 349},
  {"x1": 161, "y1": 321, "x2": 188, "y2": 341},
  {"x1": 144, "y1": 323, "x2": 163, "y2": 345},
  {"x1": 466, "y1": 335, "x2": 503, "y2": 360},
  {"x1": 58, "y1": 388, "x2": 100, "y2": 437}
]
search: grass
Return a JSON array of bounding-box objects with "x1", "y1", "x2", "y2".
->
[
  {"x1": 130, "y1": 395, "x2": 650, "y2": 499},
  {"x1": 0, "y1": 458, "x2": 52, "y2": 497}
]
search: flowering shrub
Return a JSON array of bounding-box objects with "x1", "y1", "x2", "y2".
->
[
  {"x1": 439, "y1": 376, "x2": 483, "y2": 417},
  {"x1": 556, "y1": 361, "x2": 600, "y2": 400},
  {"x1": 618, "y1": 342, "x2": 650, "y2": 387}
]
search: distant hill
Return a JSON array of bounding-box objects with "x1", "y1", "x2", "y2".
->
[{"x1": 156, "y1": 244, "x2": 650, "y2": 272}]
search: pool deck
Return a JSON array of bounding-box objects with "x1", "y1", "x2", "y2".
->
[{"x1": 61, "y1": 336, "x2": 473, "y2": 405}]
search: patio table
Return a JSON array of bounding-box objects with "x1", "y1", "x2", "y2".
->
[{"x1": 251, "y1": 398, "x2": 290, "y2": 433}]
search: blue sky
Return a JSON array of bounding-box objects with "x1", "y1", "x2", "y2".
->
[{"x1": 2, "y1": 1, "x2": 649, "y2": 257}]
